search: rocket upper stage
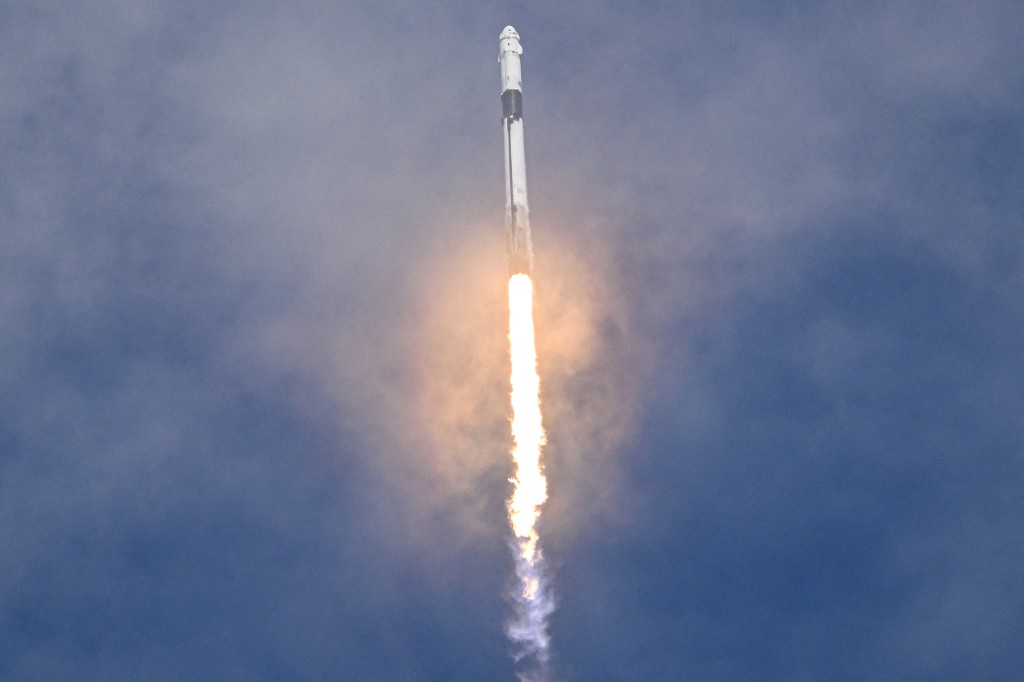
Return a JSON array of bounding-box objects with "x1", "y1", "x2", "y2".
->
[
  {"x1": 500, "y1": 25, "x2": 532, "y2": 276},
  {"x1": 499, "y1": 26, "x2": 524, "y2": 121}
]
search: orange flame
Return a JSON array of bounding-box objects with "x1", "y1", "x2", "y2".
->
[{"x1": 506, "y1": 273, "x2": 552, "y2": 670}]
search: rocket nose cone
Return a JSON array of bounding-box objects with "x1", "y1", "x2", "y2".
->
[{"x1": 500, "y1": 25, "x2": 520, "y2": 41}]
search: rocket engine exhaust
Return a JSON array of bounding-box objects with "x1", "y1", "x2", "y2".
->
[
  {"x1": 499, "y1": 26, "x2": 553, "y2": 679},
  {"x1": 507, "y1": 273, "x2": 552, "y2": 672}
]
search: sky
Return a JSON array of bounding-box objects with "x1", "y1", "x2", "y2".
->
[{"x1": 2, "y1": 1, "x2": 1022, "y2": 679}]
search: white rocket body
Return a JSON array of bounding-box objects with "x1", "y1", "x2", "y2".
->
[{"x1": 499, "y1": 26, "x2": 532, "y2": 275}]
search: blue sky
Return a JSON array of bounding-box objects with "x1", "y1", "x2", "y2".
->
[{"x1": 2, "y1": 2, "x2": 1022, "y2": 679}]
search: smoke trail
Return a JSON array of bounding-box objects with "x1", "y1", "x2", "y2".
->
[{"x1": 506, "y1": 272, "x2": 554, "y2": 678}]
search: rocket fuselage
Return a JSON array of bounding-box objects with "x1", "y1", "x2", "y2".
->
[{"x1": 500, "y1": 26, "x2": 532, "y2": 276}]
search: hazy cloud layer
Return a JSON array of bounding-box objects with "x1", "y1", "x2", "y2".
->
[{"x1": 2, "y1": 1, "x2": 1022, "y2": 679}]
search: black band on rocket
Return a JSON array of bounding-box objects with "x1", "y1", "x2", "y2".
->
[{"x1": 502, "y1": 90, "x2": 523, "y2": 119}]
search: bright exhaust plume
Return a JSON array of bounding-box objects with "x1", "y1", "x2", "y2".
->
[{"x1": 506, "y1": 273, "x2": 553, "y2": 675}]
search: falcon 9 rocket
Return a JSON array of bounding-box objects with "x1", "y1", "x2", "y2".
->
[{"x1": 500, "y1": 26, "x2": 533, "y2": 276}]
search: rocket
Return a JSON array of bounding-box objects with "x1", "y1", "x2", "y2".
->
[{"x1": 499, "y1": 26, "x2": 532, "y2": 276}]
